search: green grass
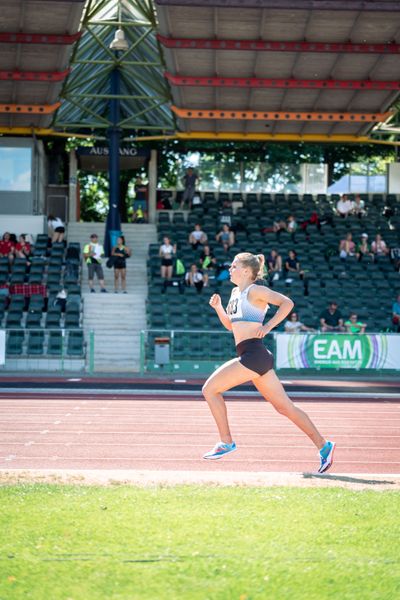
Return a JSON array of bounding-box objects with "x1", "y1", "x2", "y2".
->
[{"x1": 0, "y1": 485, "x2": 399, "y2": 600}]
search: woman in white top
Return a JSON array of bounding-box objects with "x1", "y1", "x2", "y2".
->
[
  {"x1": 371, "y1": 233, "x2": 389, "y2": 257},
  {"x1": 202, "y1": 252, "x2": 335, "y2": 473},
  {"x1": 185, "y1": 263, "x2": 204, "y2": 292},
  {"x1": 159, "y1": 236, "x2": 176, "y2": 280},
  {"x1": 284, "y1": 312, "x2": 315, "y2": 333},
  {"x1": 47, "y1": 214, "x2": 65, "y2": 244}
]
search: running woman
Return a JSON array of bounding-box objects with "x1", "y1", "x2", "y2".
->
[{"x1": 202, "y1": 252, "x2": 335, "y2": 473}]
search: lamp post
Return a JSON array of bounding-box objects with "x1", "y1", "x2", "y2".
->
[{"x1": 104, "y1": 27, "x2": 129, "y2": 256}]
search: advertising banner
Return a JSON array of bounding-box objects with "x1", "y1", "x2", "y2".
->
[{"x1": 276, "y1": 333, "x2": 400, "y2": 370}]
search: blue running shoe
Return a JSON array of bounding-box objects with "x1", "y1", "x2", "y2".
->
[
  {"x1": 318, "y1": 441, "x2": 336, "y2": 473},
  {"x1": 203, "y1": 441, "x2": 237, "y2": 460}
]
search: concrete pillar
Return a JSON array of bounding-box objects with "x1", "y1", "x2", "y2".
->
[
  {"x1": 148, "y1": 149, "x2": 157, "y2": 224},
  {"x1": 68, "y1": 149, "x2": 78, "y2": 223},
  {"x1": 387, "y1": 163, "x2": 400, "y2": 194}
]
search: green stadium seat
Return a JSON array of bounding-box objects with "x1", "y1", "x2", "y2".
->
[
  {"x1": 6, "y1": 330, "x2": 25, "y2": 355},
  {"x1": 47, "y1": 331, "x2": 63, "y2": 355},
  {"x1": 67, "y1": 331, "x2": 84, "y2": 356},
  {"x1": 27, "y1": 331, "x2": 44, "y2": 355}
]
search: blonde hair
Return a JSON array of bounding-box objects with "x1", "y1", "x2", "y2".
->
[{"x1": 236, "y1": 252, "x2": 265, "y2": 281}]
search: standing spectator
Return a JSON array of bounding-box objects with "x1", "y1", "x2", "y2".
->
[
  {"x1": 111, "y1": 235, "x2": 131, "y2": 294},
  {"x1": 284, "y1": 312, "x2": 315, "y2": 333},
  {"x1": 267, "y1": 249, "x2": 282, "y2": 283},
  {"x1": 133, "y1": 177, "x2": 147, "y2": 222},
  {"x1": 83, "y1": 233, "x2": 107, "y2": 293},
  {"x1": 345, "y1": 313, "x2": 366, "y2": 334},
  {"x1": 180, "y1": 167, "x2": 199, "y2": 209},
  {"x1": 284, "y1": 249, "x2": 304, "y2": 279},
  {"x1": 392, "y1": 293, "x2": 400, "y2": 332},
  {"x1": 159, "y1": 236, "x2": 176, "y2": 283},
  {"x1": 188, "y1": 223, "x2": 208, "y2": 249},
  {"x1": 319, "y1": 301, "x2": 345, "y2": 332},
  {"x1": 185, "y1": 263, "x2": 204, "y2": 293},
  {"x1": 339, "y1": 232, "x2": 356, "y2": 259},
  {"x1": 0, "y1": 232, "x2": 15, "y2": 266},
  {"x1": 216, "y1": 224, "x2": 235, "y2": 251},
  {"x1": 371, "y1": 233, "x2": 390, "y2": 257},
  {"x1": 47, "y1": 215, "x2": 65, "y2": 244},
  {"x1": 352, "y1": 194, "x2": 366, "y2": 218},
  {"x1": 356, "y1": 233, "x2": 374, "y2": 262},
  {"x1": 336, "y1": 194, "x2": 353, "y2": 218},
  {"x1": 14, "y1": 234, "x2": 31, "y2": 263}
]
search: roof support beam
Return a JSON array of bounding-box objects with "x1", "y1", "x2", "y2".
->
[
  {"x1": 155, "y1": 1, "x2": 400, "y2": 11},
  {"x1": 0, "y1": 103, "x2": 61, "y2": 114},
  {"x1": 0, "y1": 69, "x2": 70, "y2": 82},
  {"x1": 158, "y1": 35, "x2": 400, "y2": 54},
  {"x1": 171, "y1": 106, "x2": 393, "y2": 122},
  {"x1": 0, "y1": 32, "x2": 81, "y2": 45},
  {"x1": 165, "y1": 72, "x2": 400, "y2": 91}
]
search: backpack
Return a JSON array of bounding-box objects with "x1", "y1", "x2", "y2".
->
[{"x1": 175, "y1": 258, "x2": 185, "y2": 276}]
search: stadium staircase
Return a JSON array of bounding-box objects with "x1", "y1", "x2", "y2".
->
[{"x1": 67, "y1": 223, "x2": 157, "y2": 372}]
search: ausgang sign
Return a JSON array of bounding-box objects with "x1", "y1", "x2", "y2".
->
[{"x1": 77, "y1": 146, "x2": 150, "y2": 171}]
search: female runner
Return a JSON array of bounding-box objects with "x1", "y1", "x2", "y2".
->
[{"x1": 202, "y1": 252, "x2": 335, "y2": 473}]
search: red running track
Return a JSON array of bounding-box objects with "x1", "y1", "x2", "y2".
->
[{"x1": 1, "y1": 394, "x2": 400, "y2": 474}]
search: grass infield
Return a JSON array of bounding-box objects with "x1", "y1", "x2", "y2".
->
[{"x1": 1, "y1": 485, "x2": 399, "y2": 600}]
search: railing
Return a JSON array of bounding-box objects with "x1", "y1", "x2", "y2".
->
[
  {"x1": 140, "y1": 329, "x2": 400, "y2": 374},
  {"x1": 0, "y1": 328, "x2": 94, "y2": 373}
]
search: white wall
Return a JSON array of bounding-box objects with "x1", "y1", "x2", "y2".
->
[
  {"x1": 387, "y1": 162, "x2": 400, "y2": 194},
  {"x1": 0, "y1": 215, "x2": 47, "y2": 239}
]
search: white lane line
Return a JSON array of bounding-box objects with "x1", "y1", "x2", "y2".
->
[
  {"x1": 1, "y1": 442, "x2": 399, "y2": 450},
  {"x1": 40, "y1": 430, "x2": 49, "y2": 434},
  {"x1": 1, "y1": 457, "x2": 400, "y2": 465},
  {"x1": 53, "y1": 421, "x2": 62, "y2": 425}
]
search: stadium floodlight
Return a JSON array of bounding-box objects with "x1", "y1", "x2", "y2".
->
[{"x1": 109, "y1": 28, "x2": 129, "y2": 52}]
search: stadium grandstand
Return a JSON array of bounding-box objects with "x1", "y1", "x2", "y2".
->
[{"x1": 0, "y1": 0, "x2": 400, "y2": 374}]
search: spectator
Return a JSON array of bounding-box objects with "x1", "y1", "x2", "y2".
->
[
  {"x1": 14, "y1": 234, "x2": 31, "y2": 263},
  {"x1": 189, "y1": 223, "x2": 208, "y2": 249},
  {"x1": 273, "y1": 216, "x2": 287, "y2": 240},
  {"x1": 390, "y1": 246, "x2": 400, "y2": 272},
  {"x1": 190, "y1": 192, "x2": 202, "y2": 209},
  {"x1": 159, "y1": 236, "x2": 176, "y2": 284},
  {"x1": 345, "y1": 313, "x2": 366, "y2": 334},
  {"x1": 54, "y1": 288, "x2": 67, "y2": 311},
  {"x1": 285, "y1": 312, "x2": 316, "y2": 333},
  {"x1": 319, "y1": 301, "x2": 345, "y2": 332},
  {"x1": 199, "y1": 244, "x2": 217, "y2": 286},
  {"x1": 339, "y1": 232, "x2": 356, "y2": 259},
  {"x1": 356, "y1": 233, "x2": 374, "y2": 262},
  {"x1": 392, "y1": 293, "x2": 400, "y2": 332},
  {"x1": 267, "y1": 249, "x2": 282, "y2": 283},
  {"x1": 83, "y1": 233, "x2": 107, "y2": 293},
  {"x1": 286, "y1": 215, "x2": 298, "y2": 240},
  {"x1": 371, "y1": 233, "x2": 389, "y2": 257},
  {"x1": 180, "y1": 167, "x2": 199, "y2": 209},
  {"x1": 133, "y1": 177, "x2": 147, "y2": 222},
  {"x1": 0, "y1": 232, "x2": 15, "y2": 265},
  {"x1": 336, "y1": 194, "x2": 353, "y2": 218},
  {"x1": 111, "y1": 235, "x2": 131, "y2": 294},
  {"x1": 185, "y1": 263, "x2": 204, "y2": 293},
  {"x1": 284, "y1": 249, "x2": 304, "y2": 279},
  {"x1": 47, "y1": 215, "x2": 65, "y2": 244},
  {"x1": 216, "y1": 224, "x2": 235, "y2": 251},
  {"x1": 352, "y1": 194, "x2": 366, "y2": 218}
]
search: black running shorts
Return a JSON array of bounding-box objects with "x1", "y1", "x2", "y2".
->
[{"x1": 236, "y1": 337, "x2": 274, "y2": 376}]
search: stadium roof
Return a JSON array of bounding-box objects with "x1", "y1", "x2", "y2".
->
[{"x1": 1, "y1": 0, "x2": 400, "y2": 143}]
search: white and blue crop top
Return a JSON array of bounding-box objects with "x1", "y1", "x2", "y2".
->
[{"x1": 226, "y1": 284, "x2": 269, "y2": 323}]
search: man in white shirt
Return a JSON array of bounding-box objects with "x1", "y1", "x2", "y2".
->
[
  {"x1": 83, "y1": 233, "x2": 108, "y2": 293},
  {"x1": 336, "y1": 194, "x2": 353, "y2": 218}
]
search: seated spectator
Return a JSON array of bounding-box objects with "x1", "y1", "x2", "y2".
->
[
  {"x1": 352, "y1": 194, "x2": 366, "y2": 218},
  {"x1": 392, "y1": 293, "x2": 400, "y2": 332},
  {"x1": 319, "y1": 301, "x2": 345, "y2": 332},
  {"x1": 345, "y1": 313, "x2": 366, "y2": 334},
  {"x1": 159, "y1": 236, "x2": 176, "y2": 284},
  {"x1": 390, "y1": 246, "x2": 400, "y2": 271},
  {"x1": 286, "y1": 215, "x2": 298, "y2": 240},
  {"x1": 284, "y1": 312, "x2": 315, "y2": 333},
  {"x1": 339, "y1": 232, "x2": 356, "y2": 259},
  {"x1": 356, "y1": 233, "x2": 374, "y2": 261},
  {"x1": 216, "y1": 224, "x2": 235, "y2": 251},
  {"x1": 14, "y1": 234, "x2": 31, "y2": 263},
  {"x1": 47, "y1": 214, "x2": 65, "y2": 244},
  {"x1": 336, "y1": 194, "x2": 353, "y2": 218},
  {"x1": 267, "y1": 249, "x2": 282, "y2": 283},
  {"x1": 273, "y1": 216, "x2": 287, "y2": 240},
  {"x1": 189, "y1": 223, "x2": 208, "y2": 249},
  {"x1": 371, "y1": 233, "x2": 389, "y2": 257},
  {"x1": 133, "y1": 206, "x2": 146, "y2": 223},
  {"x1": 199, "y1": 244, "x2": 217, "y2": 286},
  {"x1": 185, "y1": 263, "x2": 204, "y2": 293},
  {"x1": 0, "y1": 232, "x2": 15, "y2": 265},
  {"x1": 284, "y1": 249, "x2": 304, "y2": 279}
]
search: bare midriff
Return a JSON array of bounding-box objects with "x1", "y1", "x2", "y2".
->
[{"x1": 231, "y1": 321, "x2": 262, "y2": 346}]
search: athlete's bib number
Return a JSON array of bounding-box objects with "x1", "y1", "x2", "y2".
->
[{"x1": 227, "y1": 296, "x2": 242, "y2": 319}]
